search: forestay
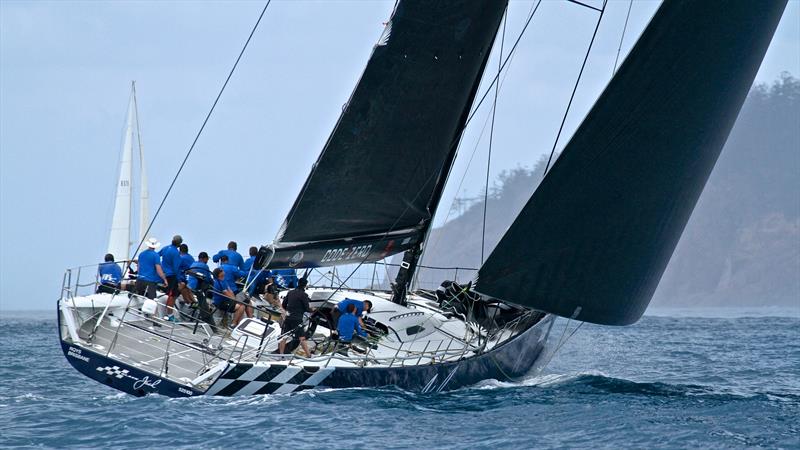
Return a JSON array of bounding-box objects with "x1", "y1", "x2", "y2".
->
[
  {"x1": 474, "y1": 0, "x2": 787, "y2": 325},
  {"x1": 270, "y1": 0, "x2": 508, "y2": 269}
]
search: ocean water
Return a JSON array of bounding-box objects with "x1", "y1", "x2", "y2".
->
[{"x1": 1, "y1": 308, "x2": 798, "y2": 449}]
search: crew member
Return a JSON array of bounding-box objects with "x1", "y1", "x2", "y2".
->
[
  {"x1": 159, "y1": 235, "x2": 183, "y2": 321},
  {"x1": 332, "y1": 298, "x2": 373, "y2": 329},
  {"x1": 211, "y1": 267, "x2": 246, "y2": 328},
  {"x1": 136, "y1": 238, "x2": 167, "y2": 300},
  {"x1": 212, "y1": 241, "x2": 244, "y2": 269},
  {"x1": 337, "y1": 303, "x2": 368, "y2": 343},
  {"x1": 279, "y1": 278, "x2": 314, "y2": 356},
  {"x1": 97, "y1": 253, "x2": 122, "y2": 294},
  {"x1": 178, "y1": 243, "x2": 195, "y2": 305},
  {"x1": 242, "y1": 246, "x2": 258, "y2": 272}
]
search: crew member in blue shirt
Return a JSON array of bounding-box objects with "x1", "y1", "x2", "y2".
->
[
  {"x1": 274, "y1": 268, "x2": 299, "y2": 289},
  {"x1": 212, "y1": 267, "x2": 246, "y2": 328},
  {"x1": 186, "y1": 252, "x2": 214, "y2": 322},
  {"x1": 186, "y1": 252, "x2": 212, "y2": 292},
  {"x1": 219, "y1": 254, "x2": 246, "y2": 293},
  {"x1": 337, "y1": 303, "x2": 368, "y2": 343},
  {"x1": 333, "y1": 298, "x2": 372, "y2": 329},
  {"x1": 97, "y1": 253, "x2": 123, "y2": 294},
  {"x1": 242, "y1": 246, "x2": 258, "y2": 272},
  {"x1": 177, "y1": 243, "x2": 195, "y2": 305},
  {"x1": 136, "y1": 238, "x2": 167, "y2": 300},
  {"x1": 159, "y1": 235, "x2": 183, "y2": 320},
  {"x1": 212, "y1": 241, "x2": 244, "y2": 269}
]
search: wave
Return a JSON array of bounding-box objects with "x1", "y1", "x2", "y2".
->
[{"x1": 468, "y1": 371, "x2": 800, "y2": 402}]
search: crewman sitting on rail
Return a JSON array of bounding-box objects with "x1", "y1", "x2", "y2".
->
[
  {"x1": 97, "y1": 253, "x2": 123, "y2": 294},
  {"x1": 212, "y1": 241, "x2": 244, "y2": 269},
  {"x1": 212, "y1": 267, "x2": 246, "y2": 328},
  {"x1": 337, "y1": 303, "x2": 368, "y2": 344}
]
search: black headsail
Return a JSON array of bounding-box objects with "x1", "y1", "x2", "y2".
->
[
  {"x1": 268, "y1": 1, "x2": 508, "y2": 270},
  {"x1": 474, "y1": 0, "x2": 787, "y2": 325}
]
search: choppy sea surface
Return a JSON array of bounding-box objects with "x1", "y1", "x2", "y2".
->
[{"x1": 1, "y1": 307, "x2": 798, "y2": 449}]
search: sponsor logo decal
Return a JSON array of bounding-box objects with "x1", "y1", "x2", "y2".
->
[
  {"x1": 67, "y1": 346, "x2": 90, "y2": 362},
  {"x1": 96, "y1": 365, "x2": 162, "y2": 392},
  {"x1": 288, "y1": 251, "x2": 304, "y2": 267},
  {"x1": 320, "y1": 245, "x2": 372, "y2": 263}
]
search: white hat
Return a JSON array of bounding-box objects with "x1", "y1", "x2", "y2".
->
[{"x1": 145, "y1": 237, "x2": 161, "y2": 249}]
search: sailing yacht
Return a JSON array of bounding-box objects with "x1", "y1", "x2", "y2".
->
[
  {"x1": 68, "y1": 83, "x2": 150, "y2": 312},
  {"x1": 57, "y1": 0, "x2": 787, "y2": 397}
]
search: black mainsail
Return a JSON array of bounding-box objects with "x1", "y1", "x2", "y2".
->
[
  {"x1": 474, "y1": 0, "x2": 788, "y2": 325},
  {"x1": 268, "y1": 1, "x2": 508, "y2": 270}
]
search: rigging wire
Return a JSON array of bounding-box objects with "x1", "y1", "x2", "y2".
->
[
  {"x1": 125, "y1": 0, "x2": 272, "y2": 270},
  {"x1": 420, "y1": 0, "x2": 540, "y2": 272},
  {"x1": 543, "y1": 0, "x2": 607, "y2": 177},
  {"x1": 464, "y1": 0, "x2": 543, "y2": 129},
  {"x1": 481, "y1": 10, "x2": 507, "y2": 265},
  {"x1": 612, "y1": 0, "x2": 634, "y2": 75}
]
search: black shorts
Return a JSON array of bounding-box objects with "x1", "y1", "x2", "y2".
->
[
  {"x1": 216, "y1": 298, "x2": 237, "y2": 313},
  {"x1": 97, "y1": 283, "x2": 120, "y2": 295},
  {"x1": 165, "y1": 276, "x2": 179, "y2": 297},
  {"x1": 281, "y1": 319, "x2": 306, "y2": 339},
  {"x1": 136, "y1": 279, "x2": 158, "y2": 299}
]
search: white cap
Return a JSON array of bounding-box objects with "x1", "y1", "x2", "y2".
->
[{"x1": 145, "y1": 237, "x2": 161, "y2": 249}]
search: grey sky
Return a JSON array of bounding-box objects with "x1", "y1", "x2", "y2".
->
[{"x1": 1, "y1": 1, "x2": 798, "y2": 310}]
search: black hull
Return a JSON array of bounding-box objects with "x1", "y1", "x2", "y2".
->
[{"x1": 59, "y1": 302, "x2": 555, "y2": 397}]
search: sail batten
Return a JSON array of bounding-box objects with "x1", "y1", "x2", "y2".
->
[
  {"x1": 474, "y1": 0, "x2": 788, "y2": 325},
  {"x1": 271, "y1": 1, "x2": 508, "y2": 269}
]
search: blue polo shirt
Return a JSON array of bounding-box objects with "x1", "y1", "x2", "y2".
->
[
  {"x1": 212, "y1": 278, "x2": 235, "y2": 306},
  {"x1": 337, "y1": 313, "x2": 366, "y2": 341},
  {"x1": 212, "y1": 249, "x2": 244, "y2": 269},
  {"x1": 138, "y1": 249, "x2": 162, "y2": 283},
  {"x1": 159, "y1": 245, "x2": 181, "y2": 277},
  {"x1": 242, "y1": 256, "x2": 256, "y2": 272},
  {"x1": 179, "y1": 253, "x2": 195, "y2": 282},
  {"x1": 220, "y1": 263, "x2": 245, "y2": 293},
  {"x1": 97, "y1": 262, "x2": 122, "y2": 286},
  {"x1": 186, "y1": 261, "x2": 212, "y2": 290},
  {"x1": 337, "y1": 298, "x2": 366, "y2": 317},
  {"x1": 274, "y1": 269, "x2": 298, "y2": 288}
]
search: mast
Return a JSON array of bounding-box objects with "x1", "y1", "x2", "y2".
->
[
  {"x1": 132, "y1": 81, "x2": 150, "y2": 252},
  {"x1": 107, "y1": 87, "x2": 135, "y2": 262}
]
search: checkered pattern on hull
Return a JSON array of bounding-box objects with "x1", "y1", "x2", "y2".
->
[
  {"x1": 96, "y1": 365, "x2": 130, "y2": 379},
  {"x1": 205, "y1": 363, "x2": 334, "y2": 396}
]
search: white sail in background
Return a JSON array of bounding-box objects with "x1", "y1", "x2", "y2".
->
[{"x1": 107, "y1": 92, "x2": 135, "y2": 261}]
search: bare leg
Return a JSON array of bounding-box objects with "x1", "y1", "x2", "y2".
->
[
  {"x1": 279, "y1": 338, "x2": 287, "y2": 354},
  {"x1": 300, "y1": 337, "x2": 311, "y2": 357},
  {"x1": 232, "y1": 305, "x2": 245, "y2": 327}
]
